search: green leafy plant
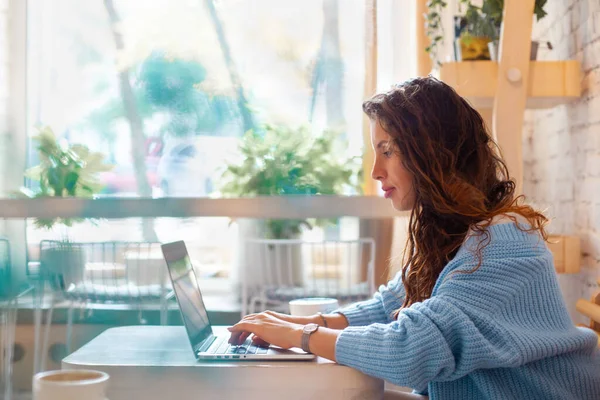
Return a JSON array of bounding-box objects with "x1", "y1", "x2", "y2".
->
[
  {"x1": 460, "y1": 1, "x2": 500, "y2": 43},
  {"x1": 219, "y1": 124, "x2": 362, "y2": 239},
  {"x1": 425, "y1": 0, "x2": 448, "y2": 66},
  {"x1": 21, "y1": 126, "x2": 113, "y2": 229},
  {"x1": 426, "y1": 0, "x2": 549, "y2": 64}
]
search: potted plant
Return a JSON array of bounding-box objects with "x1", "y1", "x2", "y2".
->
[
  {"x1": 454, "y1": 2, "x2": 498, "y2": 61},
  {"x1": 219, "y1": 124, "x2": 361, "y2": 291},
  {"x1": 473, "y1": 0, "x2": 551, "y2": 61},
  {"x1": 21, "y1": 126, "x2": 112, "y2": 290},
  {"x1": 426, "y1": 0, "x2": 549, "y2": 64},
  {"x1": 220, "y1": 124, "x2": 361, "y2": 239}
]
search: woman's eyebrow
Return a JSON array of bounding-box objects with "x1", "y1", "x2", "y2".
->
[{"x1": 376, "y1": 140, "x2": 388, "y2": 149}]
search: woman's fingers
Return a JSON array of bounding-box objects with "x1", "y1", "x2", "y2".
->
[
  {"x1": 227, "y1": 313, "x2": 302, "y2": 349},
  {"x1": 228, "y1": 330, "x2": 243, "y2": 345},
  {"x1": 228, "y1": 321, "x2": 256, "y2": 344},
  {"x1": 251, "y1": 335, "x2": 270, "y2": 347},
  {"x1": 236, "y1": 331, "x2": 252, "y2": 345}
]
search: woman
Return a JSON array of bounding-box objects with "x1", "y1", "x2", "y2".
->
[{"x1": 228, "y1": 77, "x2": 600, "y2": 399}]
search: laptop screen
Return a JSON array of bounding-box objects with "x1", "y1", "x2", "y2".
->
[{"x1": 162, "y1": 241, "x2": 213, "y2": 351}]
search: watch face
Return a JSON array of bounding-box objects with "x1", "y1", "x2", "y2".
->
[{"x1": 303, "y1": 323, "x2": 319, "y2": 334}]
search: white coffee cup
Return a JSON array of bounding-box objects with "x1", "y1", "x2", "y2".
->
[
  {"x1": 33, "y1": 369, "x2": 109, "y2": 400},
  {"x1": 289, "y1": 297, "x2": 340, "y2": 316}
]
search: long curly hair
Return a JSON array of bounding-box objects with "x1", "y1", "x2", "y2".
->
[{"x1": 362, "y1": 76, "x2": 548, "y2": 310}]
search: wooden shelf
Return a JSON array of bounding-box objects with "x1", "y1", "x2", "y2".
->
[{"x1": 440, "y1": 61, "x2": 581, "y2": 109}]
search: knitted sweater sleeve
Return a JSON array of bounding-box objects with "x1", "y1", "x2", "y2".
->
[
  {"x1": 334, "y1": 271, "x2": 405, "y2": 326},
  {"x1": 334, "y1": 253, "x2": 589, "y2": 390}
]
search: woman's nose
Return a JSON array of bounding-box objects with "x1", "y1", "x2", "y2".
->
[{"x1": 371, "y1": 158, "x2": 385, "y2": 181}]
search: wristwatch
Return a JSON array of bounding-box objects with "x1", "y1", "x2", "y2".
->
[{"x1": 301, "y1": 323, "x2": 319, "y2": 353}]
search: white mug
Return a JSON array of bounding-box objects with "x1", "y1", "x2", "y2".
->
[
  {"x1": 289, "y1": 297, "x2": 340, "y2": 316},
  {"x1": 33, "y1": 369, "x2": 109, "y2": 400}
]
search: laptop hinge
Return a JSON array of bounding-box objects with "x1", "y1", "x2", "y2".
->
[{"x1": 196, "y1": 335, "x2": 216, "y2": 353}]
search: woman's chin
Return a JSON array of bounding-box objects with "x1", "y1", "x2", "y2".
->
[
  {"x1": 389, "y1": 199, "x2": 403, "y2": 211},
  {"x1": 390, "y1": 198, "x2": 413, "y2": 212}
]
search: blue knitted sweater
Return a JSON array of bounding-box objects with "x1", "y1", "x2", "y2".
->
[{"x1": 335, "y1": 222, "x2": 600, "y2": 399}]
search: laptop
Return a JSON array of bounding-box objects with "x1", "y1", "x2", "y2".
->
[{"x1": 161, "y1": 240, "x2": 316, "y2": 361}]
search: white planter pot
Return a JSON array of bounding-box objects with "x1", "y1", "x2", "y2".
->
[
  {"x1": 232, "y1": 219, "x2": 305, "y2": 302},
  {"x1": 33, "y1": 369, "x2": 109, "y2": 400},
  {"x1": 124, "y1": 249, "x2": 171, "y2": 289},
  {"x1": 42, "y1": 247, "x2": 86, "y2": 291}
]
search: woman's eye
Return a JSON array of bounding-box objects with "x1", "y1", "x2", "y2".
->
[{"x1": 383, "y1": 150, "x2": 392, "y2": 157}]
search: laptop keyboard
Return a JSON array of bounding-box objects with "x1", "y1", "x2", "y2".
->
[{"x1": 208, "y1": 336, "x2": 269, "y2": 355}]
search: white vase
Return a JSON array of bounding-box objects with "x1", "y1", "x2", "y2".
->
[
  {"x1": 41, "y1": 246, "x2": 85, "y2": 291},
  {"x1": 33, "y1": 369, "x2": 109, "y2": 400},
  {"x1": 230, "y1": 218, "x2": 266, "y2": 298},
  {"x1": 232, "y1": 219, "x2": 305, "y2": 303}
]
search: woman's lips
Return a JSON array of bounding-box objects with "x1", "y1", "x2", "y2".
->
[{"x1": 383, "y1": 188, "x2": 395, "y2": 199}]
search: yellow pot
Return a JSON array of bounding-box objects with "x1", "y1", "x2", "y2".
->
[{"x1": 456, "y1": 36, "x2": 492, "y2": 61}]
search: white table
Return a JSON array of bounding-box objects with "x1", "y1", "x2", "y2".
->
[{"x1": 62, "y1": 325, "x2": 384, "y2": 400}]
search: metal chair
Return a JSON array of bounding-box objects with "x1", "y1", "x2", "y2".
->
[
  {"x1": 241, "y1": 238, "x2": 376, "y2": 316},
  {"x1": 34, "y1": 240, "x2": 170, "y2": 372}
]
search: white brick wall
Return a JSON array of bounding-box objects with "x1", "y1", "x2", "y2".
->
[{"x1": 524, "y1": 0, "x2": 600, "y2": 324}]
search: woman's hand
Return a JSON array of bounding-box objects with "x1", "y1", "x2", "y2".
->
[
  {"x1": 228, "y1": 310, "x2": 343, "y2": 361},
  {"x1": 228, "y1": 311, "x2": 304, "y2": 349},
  {"x1": 253, "y1": 310, "x2": 317, "y2": 326}
]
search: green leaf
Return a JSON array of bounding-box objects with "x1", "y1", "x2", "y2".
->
[
  {"x1": 24, "y1": 126, "x2": 113, "y2": 230},
  {"x1": 218, "y1": 124, "x2": 362, "y2": 238},
  {"x1": 64, "y1": 171, "x2": 79, "y2": 196}
]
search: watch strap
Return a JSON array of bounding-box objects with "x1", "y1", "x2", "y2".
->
[
  {"x1": 301, "y1": 330, "x2": 311, "y2": 353},
  {"x1": 301, "y1": 324, "x2": 318, "y2": 353}
]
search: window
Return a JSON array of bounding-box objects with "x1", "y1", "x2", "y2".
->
[
  {"x1": 27, "y1": 0, "x2": 366, "y2": 196},
  {"x1": 25, "y1": 0, "x2": 368, "y2": 279}
]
